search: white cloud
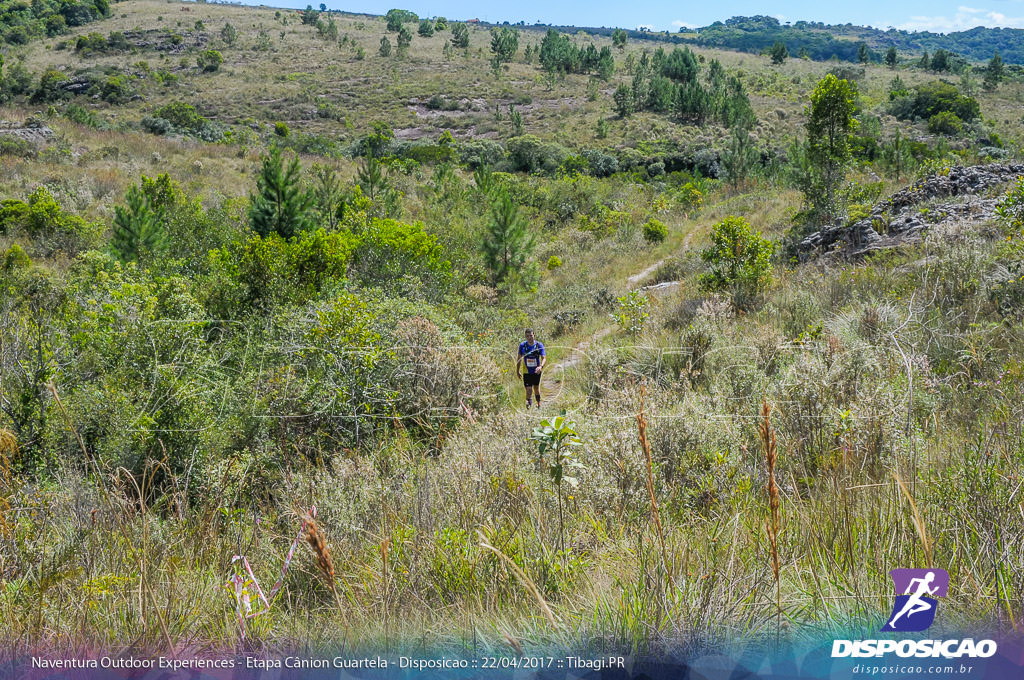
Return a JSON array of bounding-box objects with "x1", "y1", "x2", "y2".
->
[
  {"x1": 898, "y1": 5, "x2": 1024, "y2": 31},
  {"x1": 636, "y1": 23, "x2": 656, "y2": 31},
  {"x1": 671, "y1": 19, "x2": 697, "y2": 29}
]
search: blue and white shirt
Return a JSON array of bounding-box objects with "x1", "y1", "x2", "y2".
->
[{"x1": 518, "y1": 341, "x2": 546, "y2": 374}]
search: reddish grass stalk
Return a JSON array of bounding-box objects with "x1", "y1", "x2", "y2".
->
[
  {"x1": 759, "y1": 398, "x2": 782, "y2": 634},
  {"x1": 303, "y1": 514, "x2": 345, "y2": 614},
  {"x1": 636, "y1": 385, "x2": 678, "y2": 602}
]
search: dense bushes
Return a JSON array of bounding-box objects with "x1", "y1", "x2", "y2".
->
[
  {"x1": 196, "y1": 49, "x2": 224, "y2": 73},
  {"x1": 889, "y1": 81, "x2": 980, "y2": 122},
  {"x1": 1, "y1": 0, "x2": 108, "y2": 46},
  {"x1": 204, "y1": 229, "x2": 356, "y2": 314},
  {"x1": 506, "y1": 135, "x2": 568, "y2": 174},
  {"x1": 141, "y1": 101, "x2": 226, "y2": 140},
  {"x1": 0, "y1": 187, "x2": 103, "y2": 254}
]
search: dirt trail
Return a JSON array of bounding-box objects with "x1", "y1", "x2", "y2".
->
[{"x1": 550, "y1": 227, "x2": 698, "y2": 379}]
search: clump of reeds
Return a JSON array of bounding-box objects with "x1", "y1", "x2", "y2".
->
[
  {"x1": 759, "y1": 398, "x2": 782, "y2": 631},
  {"x1": 303, "y1": 513, "x2": 344, "y2": 613}
]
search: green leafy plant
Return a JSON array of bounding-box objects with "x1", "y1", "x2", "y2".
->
[
  {"x1": 197, "y1": 49, "x2": 224, "y2": 72},
  {"x1": 611, "y1": 290, "x2": 649, "y2": 336},
  {"x1": 804, "y1": 73, "x2": 858, "y2": 222},
  {"x1": 642, "y1": 218, "x2": 668, "y2": 243},
  {"x1": 531, "y1": 413, "x2": 583, "y2": 559},
  {"x1": 699, "y1": 215, "x2": 775, "y2": 307}
]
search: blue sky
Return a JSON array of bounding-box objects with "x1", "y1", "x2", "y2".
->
[{"x1": 254, "y1": 0, "x2": 1024, "y2": 33}]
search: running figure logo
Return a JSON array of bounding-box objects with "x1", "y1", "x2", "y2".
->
[{"x1": 880, "y1": 569, "x2": 949, "y2": 632}]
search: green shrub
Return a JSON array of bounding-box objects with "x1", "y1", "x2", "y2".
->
[
  {"x1": 5, "y1": 26, "x2": 30, "y2": 45},
  {"x1": 0, "y1": 187, "x2": 102, "y2": 253},
  {"x1": 506, "y1": 134, "x2": 568, "y2": 174},
  {"x1": 891, "y1": 81, "x2": 980, "y2": 122},
  {"x1": 141, "y1": 116, "x2": 173, "y2": 135},
  {"x1": 75, "y1": 31, "x2": 107, "y2": 53},
  {"x1": 699, "y1": 215, "x2": 774, "y2": 307},
  {"x1": 610, "y1": 290, "x2": 649, "y2": 336},
  {"x1": 204, "y1": 229, "x2": 357, "y2": 314},
  {"x1": 547, "y1": 255, "x2": 562, "y2": 269},
  {"x1": 65, "y1": 103, "x2": 103, "y2": 128},
  {"x1": 642, "y1": 218, "x2": 668, "y2": 243},
  {"x1": 350, "y1": 218, "x2": 452, "y2": 295},
  {"x1": 196, "y1": 49, "x2": 224, "y2": 72},
  {"x1": 94, "y1": 75, "x2": 130, "y2": 103},
  {"x1": 928, "y1": 111, "x2": 963, "y2": 135},
  {"x1": 0, "y1": 137, "x2": 34, "y2": 158},
  {"x1": 274, "y1": 121, "x2": 290, "y2": 137},
  {"x1": 153, "y1": 101, "x2": 207, "y2": 132},
  {"x1": 3, "y1": 243, "x2": 31, "y2": 271},
  {"x1": 33, "y1": 69, "x2": 70, "y2": 102}
]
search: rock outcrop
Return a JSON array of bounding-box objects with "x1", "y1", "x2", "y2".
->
[
  {"x1": 0, "y1": 119, "x2": 55, "y2": 146},
  {"x1": 799, "y1": 163, "x2": 1024, "y2": 260}
]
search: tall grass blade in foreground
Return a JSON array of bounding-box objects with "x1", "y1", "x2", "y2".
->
[
  {"x1": 759, "y1": 398, "x2": 782, "y2": 634},
  {"x1": 636, "y1": 385, "x2": 678, "y2": 603}
]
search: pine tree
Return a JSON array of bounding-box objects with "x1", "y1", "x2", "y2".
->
[
  {"x1": 220, "y1": 22, "x2": 237, "y2": 46},
  {"x1": 984, "y1": 49, "x2": 1003, "y2": 90},
  {"x1": 249, "y1": 147, "x2": 313, "y2": 240},
  {"x1": 490, "y1": 26, "x2": 518, "y2": 64},
  {"x1": 805, "y1": 74, "x2": 858, "y2": 222},
  {"x1": 613, "y1": 83, "x2": 634, "y2": 117},
  {"x1": 884, "y1": 46, "x2": 897, "y2": 68},
  {"x1": 450, "y1": 22, "x2": 469, "y2": 49},
  {"x1": 722, "y1": 124, "x2": 759, "y2": 187},
  {"x1": 482, "y1": 191, "x2": 534, "y2": 287},
  {"x1": 356, "y1": 156, "x2": 388, "y2": 200},
  {"x1": 857, "y1": 43, "x2": 869, "y2": 65},
  {"x1": 770, "y1": 41, "x2": 788, "y2": 65},
  {"x1": 612, "y1": 28, "x2": 627, "y2": 49},
  {"x1": 111, "y1": 184, "x2": 167, "y2": 261}
]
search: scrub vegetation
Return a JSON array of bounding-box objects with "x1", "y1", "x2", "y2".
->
[{"x1": 1, "y1": 0, "x2": 1023, "y2": 659}]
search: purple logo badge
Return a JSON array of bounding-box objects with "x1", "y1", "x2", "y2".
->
[{"x1": 880, "y1": 569, "x2": 949, "y2": 632}]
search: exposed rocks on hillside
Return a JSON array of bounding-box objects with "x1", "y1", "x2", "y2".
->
[
  {"x1": 799, "y1": 163, "x2": 1024, "y2": 260},
  {"x1": 122, "y1": 30, "x2": 208, "y2": 53},
  {"x1": 0, "y1": 119, "x2": 55, "y2": 146}
]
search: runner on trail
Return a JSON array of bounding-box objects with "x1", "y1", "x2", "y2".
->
[{"x1": 516, "y1": 328, "x2": 546, "y2": 409}]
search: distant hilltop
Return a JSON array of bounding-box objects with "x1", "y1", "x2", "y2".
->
[
  {"x1": 489, "y1": 14, "x2": 1024, "y2": 65},
  {"x1": 681, "y1": 15, "x2": 1024, "y2": 65}
]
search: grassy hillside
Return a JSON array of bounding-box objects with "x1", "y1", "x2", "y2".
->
[{"x1": 0, "y1": 0, "x2": 1023, "y2": 659}]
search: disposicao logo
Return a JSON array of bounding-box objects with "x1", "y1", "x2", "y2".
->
[
  {"x1": 880, "y1": 568, "x2": 949, "y2": 632},
  {"x1": 831, "y1": 568, "x2": 998, "y2": 659}
]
